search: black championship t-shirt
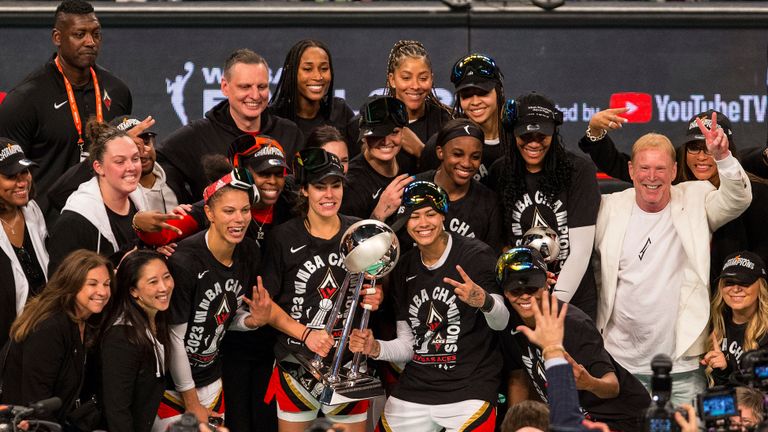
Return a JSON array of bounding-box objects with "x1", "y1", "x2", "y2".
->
[
  {"x1": 105, "y1": 201, "x2": 138, "y2": 250},
  {"x1": 492, "y1": 152, "x2": 600, "y2": 314},
  {"x1": 420, "y1": 135, "x2": 504, "y2": 188},
  {"x1": 341, "y1": 154, "x2": 404, "y2": 219},
  {"x1": 262, "y1": 215, "x2": 362, "y2": 362},
  {"x1": 414, "y1": 170, "x2": 504, "y2": 251},
  {"x1": 499, "y1": 304, "x2": 650, "y2": 426},
  {"x1": 390, "y1": 234, "x2": 502, "y2": 405},
  {"x1": 167, "y1": 231, "x2": 259, "y2": 388}
]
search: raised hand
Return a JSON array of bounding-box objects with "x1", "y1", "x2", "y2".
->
[
  {"x1": 700, "y1": 332, "x2": 727, "y2": 370},
  {"x1": 516, "y1": 291, "x2": 567, "y2": 351},
  {"x1": 371, "y1": 174, "x2": 414, "y2": 221},
  {"x1": 242, "y1": 276, "x2": 272, "y2": 329},
  {"x1": 588, "y1": 107, "x2": 629, "y2": 133},
  {"x1": 444, "y1": 265, "x2": 487, "y2": 308},
  {"x1": 696, "y1": 111, "x2": 730, "y2": 161}
]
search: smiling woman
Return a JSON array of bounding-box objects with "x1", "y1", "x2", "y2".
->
[{"x1": 47, "y1": 119, "x2": 147, "y2": 274}]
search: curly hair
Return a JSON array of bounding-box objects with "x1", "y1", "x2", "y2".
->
[
  {"x1": 385, "y1": 40, "x2": 450, "y2": 117},
  {"x1": 270, "y1": 40, "x2": 336, "y2": 124}
]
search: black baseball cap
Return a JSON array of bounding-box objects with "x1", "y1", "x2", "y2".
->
[
  {"x1": 359, "y1": 96, "x2": 408, "y2": 139},
  {"x1": 248, "y1": 144, "x2": 289, "y2": 173},
  {"x1": 0, "y1": 139, "x2": 37, "y2": 176},
  {"x1": 109, "y1": 115, "x2": 156, "y2": 137},
  {"x1": 717, "y1": 251, "x2": 767, "y2": 286},
  {"x1": 683, "y1": 110, "x2": 733, "y2": 145},
  {"x1": 513, "y1": 93, "x2": 559, "y2": 137},
  {"x1": 304, "y1": 152, "x2": 345, "y2": 185}
]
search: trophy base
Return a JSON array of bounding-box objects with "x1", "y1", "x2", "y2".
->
[{"x1": 319, "y1": 374, "x2": 385, "y2": 405}]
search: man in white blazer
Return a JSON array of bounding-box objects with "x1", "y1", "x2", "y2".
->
[{"x1": 593, "y1": 113, "x2": 751, "y2": 405}]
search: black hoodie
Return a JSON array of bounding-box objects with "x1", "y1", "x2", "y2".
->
[{"x1": 156, "y1": 100, "x2": 303, "y2": 201}]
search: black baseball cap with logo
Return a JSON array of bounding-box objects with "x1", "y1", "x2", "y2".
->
[
  {"x1": 109, "y1": 115, "x2": 157, "y2": 138},
  {"x1": 0, "y1": 139, "x2": 38, "y2": 176},
  {"x1": 249, "y1": 144, "x2": 289, "y2": 173},
  {"x1": 717, "y1": 251, "x2": 767, "y2": 286},
  {"x1": 683, "y1": 110, "x2": 733, "y2": 145},
  {"x1": 513, "y1": 93, "x2": 560, "y2": 137}
]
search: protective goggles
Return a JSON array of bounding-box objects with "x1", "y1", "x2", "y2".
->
[
  {"x1": 450, "y1": 54, "x2": 502, "y2": 85},
  {"x1": 496, "y1": 247, "x2": 548, "y2": 290},
  {"x1": 294, "y1": 147, "x2": 331, "y2": 175},
  {"x1": 401, "y1": 181, "x2": 448, "y2": 214},
  {"x1": 228, "y1": 134, "x2": 282, "y2": 168},
  {"x1": 203, "y1": 168, "x2": 256, "y2": 203},
  {"x1": 362, "y1": 97, "x2": 408, "y2": 127}
]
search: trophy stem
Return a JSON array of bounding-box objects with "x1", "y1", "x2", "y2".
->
[
  {"x1": 349, "y1": 277, "x2": 376, "y2": 377},
  {"x1": 312, "y1": 272, "x2": 352, "y2": 366},
  {"x1": 328, "y1": 273, "x2": 365, "y2": 382}
]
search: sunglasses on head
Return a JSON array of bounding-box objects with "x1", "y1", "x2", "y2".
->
[
  {"x1": 402, "y1": 181, "x2": 448, "y2": 214},
  {"x1": 450, "y1": 54, "x2": 502, "y2": 85},
  {"x1": 228, "y1": 135, "x2": 282, "y2": 168},
  {"x1": 203, "y1": 168, "x2": 256, "y2": 203},
  {"x1": 362, "y1": 98, "x2": 408, "y2": 127}
]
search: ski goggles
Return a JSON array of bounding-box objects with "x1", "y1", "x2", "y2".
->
[
  {"x1": 203, "y1": 168, "x2": 256, "y2": 203},
  {"x1": 293, "y1": 148, "x2": 344, "y2": 185},
  {"x1": 496, "y1": 247, "x2": 548, "y2": 291},
  {"x1": 228, "y1": 135, "x2": 283, "y2": 168},
  {"x1": 401, "y1": 181, "x2": 448, "y2": 214},
  {"x1": 361, "y1": 97, "x2": 408, "y2": 127},
  {"x1": 450, "y1": 54, "x2": 502, "y2": 85}
]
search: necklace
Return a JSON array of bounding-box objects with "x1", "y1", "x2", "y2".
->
[{"x1": 0, "y1": 209, "x2": 19, "y2": 236}]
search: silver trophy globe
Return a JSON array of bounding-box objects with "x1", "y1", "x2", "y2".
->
[
  {"x1": 295, "y1": 219, "x2": 399, "y2": 405},
  {"x1": 522, "y1": 226, "x2": 560, "y2": 264}
]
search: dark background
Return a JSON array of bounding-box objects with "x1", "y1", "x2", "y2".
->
[{"x1": 0, "y1": 1, "x2": 766, "y2": 155}]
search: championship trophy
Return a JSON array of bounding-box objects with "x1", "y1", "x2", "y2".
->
[
  {"x1": 522, "y1": 226, "x2": 560, "y2": 264},
  {"x1": 294, "y1": 219, "x2": 399, "y2": 405}
]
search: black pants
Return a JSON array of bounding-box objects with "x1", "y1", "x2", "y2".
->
[{"x1": 221, "y1": 332, "x2": 277, "y2": 432}]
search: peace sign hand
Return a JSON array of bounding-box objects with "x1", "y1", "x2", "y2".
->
[
  {"x1": 242, "y1": 276, "x2": 272, "y2": 329},
  {"x1": 700, "y1": 332, "x2": 727, "y2": 370},
  {"x1": 695, "y1": 112, "x2": 730, "y2": 161},
  {"x1": 444, "y1": 265, "x2": 487, "y2": 308}
]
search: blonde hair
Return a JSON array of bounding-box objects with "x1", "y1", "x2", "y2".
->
[
  {"x1": 631, "y1": 133, "x2": 676, "y2": 164},
  {"x1": 710, "y1": 277, "x2": 768, "y2": 352}
]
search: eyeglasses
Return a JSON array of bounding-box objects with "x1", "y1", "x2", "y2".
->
[
  {"x1": 450, "y1": 54, "x2": 502, "y2": 85},
  {"x1": 362, "y1": 97, "x2": 408, "y2": 127},
  {"x1": 203, "y1": 168, "x2": 255, "y2": 203},
  {"x1": 402, "y1": 181, "x2": 448, "y2": 214},
  {"x1": 686, "y1": 142, "x2": 713, "y2": 156},
  {"x1": 228, "y1": 134, "x2": 283, "y2": 168}
]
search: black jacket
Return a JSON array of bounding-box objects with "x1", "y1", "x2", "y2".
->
[
  {"x1": 0, "y1": 311, "x2": 86, "y2": 423},
  {"x1": 157, "y1": 100, "x2": 303, "y2": 201},
  {"x1": 0, "y1": 55, "x2": 131, "y2": 213},
  {"x1": 100, "y1": 325, "x2": 165, "y2": 432}
]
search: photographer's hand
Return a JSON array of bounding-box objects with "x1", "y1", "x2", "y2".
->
[
  {"x1": 674, "y1": 404, "x2": 698, "y2": 432},
  {"x1": 700, "y1": 332, "x2": 727, "y2": 370}
]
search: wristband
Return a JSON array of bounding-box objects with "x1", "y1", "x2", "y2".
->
[
  {"x1": 301, "y1": 327, "x2": 312, "y2": 343},
  {"x1": 585, "y1": 127, "x2": 607, "y2": 142},
  {"x1": 131, "y1": 213, "x2": 143, "y2": 232},
  {"x1": 541, "y1": 344, "x2": 565, "y2": 358},
  {"x1": 480, "y1": 293, "x2": 494, "y2": 313}
]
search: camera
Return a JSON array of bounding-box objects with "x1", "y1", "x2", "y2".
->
[
  {"x1": 697, "y1": 387, "x2": 737, "y2": 432},
  {"x1": 644, "y1": 354, "x2": 687, "y2": 432},
  {"x1": 742, "y1": 349, "x2": 768, "y2": 391}
]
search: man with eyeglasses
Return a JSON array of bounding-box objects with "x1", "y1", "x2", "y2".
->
[{"x1": 497, "y1": 246, "x2": 649, "y2": 431}]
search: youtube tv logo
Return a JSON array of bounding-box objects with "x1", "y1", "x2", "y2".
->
[{"x1": 609, "y1": 92, "x2": 653, "y2": 123}]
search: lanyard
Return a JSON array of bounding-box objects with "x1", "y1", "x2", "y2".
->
[{"x1": 54, "y1": 55, "x2": 102, "y2": 158}]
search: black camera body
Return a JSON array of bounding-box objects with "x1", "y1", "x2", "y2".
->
[
  {"x1": 697, "y1": 386, "x2": 737, "y2": 432},
  {"x1": 743, "y1": 349, "x2": 768, "y2": 392},
  {"x1": 644, "y1": 354, "x2": 686, "y2": 432}
]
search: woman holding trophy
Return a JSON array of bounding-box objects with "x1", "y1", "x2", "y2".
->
[
  {"x1": 349, "y1": 181, "x2": 508, "y2": 432},
  {"x1": 262, "y1": 148, "x2": 382, "y2": 432}
]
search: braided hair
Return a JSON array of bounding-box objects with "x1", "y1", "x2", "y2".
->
[
  {"x1": 270, "y1": 39, "x2": 336, "y2": 124},
  {"x1": 385, "y1": 40, "x2": 449, "y2": 116},
  {"x1": 498, "y1": 97, "x2": 573, "y2": 244}
]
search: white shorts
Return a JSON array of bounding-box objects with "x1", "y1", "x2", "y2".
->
[
  {"x1": 377, "y1": 396, "x2": 495, "y2": 432},
  {"x1": 152, "y1": 379, "x2": 224, "y2": 432}
]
